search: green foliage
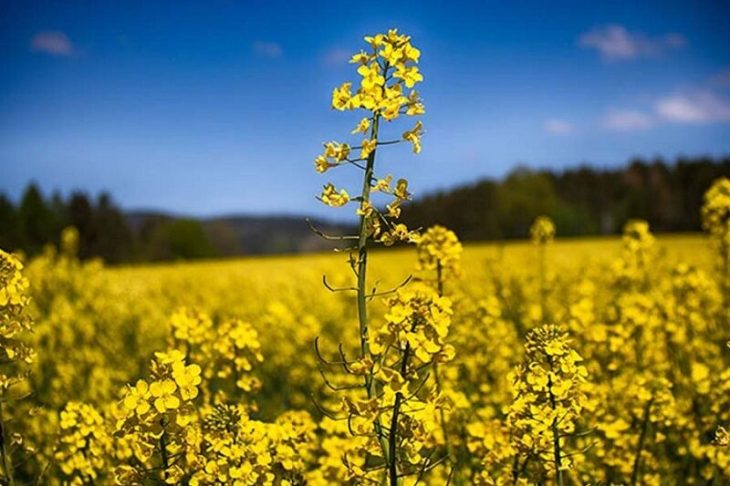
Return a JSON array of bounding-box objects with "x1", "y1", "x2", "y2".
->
[
  {"x1": 18, "y1": 183, "x2": 59, "y2": 253},
  {"x1": 402, "y1": 156, "x2": 730, "y2": 240},
  {"x1": 1, "y1": 185, "x2": 134, "y2": 264},
  {"x1": 165, "y1": 219, "x2": 216, "y2": 260}
]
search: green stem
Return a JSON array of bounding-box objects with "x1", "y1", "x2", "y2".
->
[
  {"x1": 356, "y1": 113, "x2": 379, "y2": 362},
  {"x1": 546, "y1": 357, "x2": 563, "y2": 486},
  {"x1": 539, "y1": 244, "x2": 547, "y2": 324},
  {"x1": 388, "y1": 329, "x2": 415, "y2": 486},
  {"x1": 511, "y1": 454, "x2": 521, "y2": 484},
  {"x1": 631, "y1": 398, "x2": 654, "y2": 486},
  {"x1": 512, "y1": 455, "x2": 529, "y2": 485},
  {"x1": 388, "y1": 392, "x2": 403, "y2": 486},
  {"x1": 0, "y1": 402, "x2": 15, "y2": 486},
  {"x1": 434, "y1": 261, "x2": 457, "y2": 481},
  {"x1": 355, "y1": 112, "x2": 391, "y2": 469},
  {"x1": 436, "y1": 261, "x2": 444, "y2": 297},
  {"x1": 159, "y1": 421, "x2": 170, "y2": 482}
]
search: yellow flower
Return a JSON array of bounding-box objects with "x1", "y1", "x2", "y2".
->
[
  {"x1": 394, "y1": 65, "x2": 423, "y2": 88},
  {"x1": 363, "y1": 33, "x2": 385, "y2": 49},
  {"x1": 403, "y1": 43, "x2": 421, "y2": 62},
  {"x1": 323, "y1": 141, "x2": 350, "y2": 161},
  {"x1": 352, "y1": 117, "x2": 371, "y2": 134},
  {"x1": 349, "y1": 356, "x2": 374, "y2": 375},
  {"x1": 150, "y1": 379, "x2": 179, "y2": 412},
  {"x1": 394, "y1": 178, "x2": 410, "y2": 199},
  {"x1": 405, "y1": 90, "x2": 425, "y2": 116},
  {"x1": 314, "y1": 155, "x2": 331, "y2": 173},
  {"x1": 350, "y1": 50, "x2": 371, "y2": 65},
  {"x1": 380, "y1": 42, "x2": 404, "y2": 65},
  {"x1": 385, "y1": 201, "x2": 401, "y2": 218},
  {"x1": 357, "y1": 200, "x2": 374, "y2": 217},
  {"x1": 373, "y1": 175, "x2": 392, "y2": 192},
  {"x1": 172, "y1": 361, "x2": 201, "y2": 400},
  {"x1": 357, "y1": 63, "x2": 385, "y2": 90},
  {"x1": 402, "y1": 121, "x2": 423, "y2": 154},
  {"x1": 320, "y1": 183, "x2": 350, "y2": 207},
  {"x1": 332, "y1": 82, "x2": 352, "y2": 110},
  {"x1": 543, "y1": 339, "x2": 565, "y2": 356},
  {"x1": 716, "y1": 427, "x2": 730, "y2": 446},
  {"x1": 376, "y1": 368, "x2": 408, "y2": 395},
  {"x1": 123, "y1": 380, "x2": 152, "y2": 415},
  {"x1": 360, "y1": 138, "x2": 377, "y2": 159},
  {"x1": 702, "y1": 177, "x2": 730, "y2": 240}
]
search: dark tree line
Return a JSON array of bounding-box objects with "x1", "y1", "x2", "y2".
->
[
  {"x1": 1, "y1": 156, "x2": 728, "y2": 262},
  {"x1": 0, "y1": 184, "x2": 213, "y2": 262},
  {"x1": 400, "y1": 156, "x2": 730, "y2": 241},
  {"x1": 0, "y1": 184, "x2": 133, "y2": 262}
]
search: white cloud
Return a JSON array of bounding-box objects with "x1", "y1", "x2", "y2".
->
[
  {"x1": 578, "y1": 25, "x2": 685, "y2": 61},
  {"x1": 655, "y1": 91, "x2": 730, "y2": 123},
  {"x1": 322, "y1": 47, "x2": 351, "y2": 67},
  {"x1": 544, "y1": 119, "x2": 574, "y2": 135},
  {"x1": 602, "y1": 109, "x2": 654, "y2": 131},
  {"x1": 30, "y1": 31, "x2": 74, "y2": 56},
  {"x1": 252, "y1": 41, "x2": 283, "y2": 58}
]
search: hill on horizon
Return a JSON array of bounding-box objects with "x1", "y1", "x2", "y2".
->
[{"x1": 2, "y1": 155, "x2": 729, "y2": 262}]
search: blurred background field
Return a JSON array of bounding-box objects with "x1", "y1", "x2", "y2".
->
[{"x1": 108, "y1": 233, "x2": 714, "y2": 284}]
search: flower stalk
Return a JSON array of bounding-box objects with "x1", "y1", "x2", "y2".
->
[
  {"x1": 0, "y1": 402, "x2": 15, "y2": 486},
  {"x1": 312, "y1": 29, "x2": 429, "y2": 484}
]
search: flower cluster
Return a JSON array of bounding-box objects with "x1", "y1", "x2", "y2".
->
[
  {"x1": 416, "y1": 225, "x2": 463, "y2": 284},
  {"x1": 372, "y1": 284, "x2": 454, "y2": 479},
  {"x1": 114, "y1": 350, "x2": 202, "y2": 484},
  {"x1": 330, "y1": 30, "x2": 423, "y2": 119},
  {"x1": 372, "y1": 283, "x2": 454, "y2": 363},
  {"x1": 191, "y1": 404, "x2": 272, "y2": 485},
  {"x1": 613, "y1": 219, "x2": 656, "y2": 287},
  {"x1": 304, "y1": 417, "x2": 375, "y2": 484},
  {"x1": 314, "y1": 29, "x2": 423, "y2": 247},
  {"x1": 702, "y1": 177, "x2": 730, "y2": 243},
  {"x1": 622, "y1": 219, "x2": 655, "y2": 255},
  {"x1": 530, "y1": 215, "x2": 556, "y2": 245},
  {"x1": 54, "y1": 402, "x2": 112, "y2": 484},
  {"x1": 169, "y1": 308, "x2": 264, "y2": 402},
  {"x1": 190, "y1": 405, "x2": 316, "y2": 485},
  {"x1": 0, "y1": 249, "x2": 34, "y2": 391},
  {"x1": 0, "y1": 249, "x2": 34, "y2": 485},
  {"x1": 505, "y1": 324, "x2": 589, "y2": 482}
]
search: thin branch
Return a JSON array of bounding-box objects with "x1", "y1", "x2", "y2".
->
[
  {"x1": 310, "y1": 393, "x2": 345, "y2": 421},
  {"x1": 338, "y1": 344, "x2": 354, "y2": 373},
  {"x1": 306, "y1": 218, "x2": 357, "y2": 241},
  {"x1": 368, "y1": 275, "x2": 413, "y2": 299},
  {"x1": 322, "y1": 275, "x2": 358, "y2": 293},
  {"x1": 345, "y1": 159, "x2": 367, "y2": 170},
  {"x1": 313, "y1": 336, "x2": 353, "y2": 367},
  {"x1": 377, "y1": 140, "x2": 404, "y2": 146},
  {"x1": 402, "y1": 372, "x2": 431, "y2": 403},
  {"x1": 318, "y1": 367, "x2": 361, "y2": 392}
]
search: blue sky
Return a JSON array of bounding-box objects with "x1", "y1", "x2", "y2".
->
[{"x1": 1, "y1": 0, "x2": 729, "y2": 218}]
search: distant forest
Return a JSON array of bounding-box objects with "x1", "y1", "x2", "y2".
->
[
  {"x1": 1, "y1": 155, "x2": 728, "y2": 263},
  {"x1": 401, "y1": 156, "x2": 730, "y2": 240}
]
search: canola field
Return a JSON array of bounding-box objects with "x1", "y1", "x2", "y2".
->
[
  {"x1": 3, "y1": 228, "x2": 730, "y2": 485},
  {"x1": 3, "y1": 27, "x2": 730, "y2": 486}
]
